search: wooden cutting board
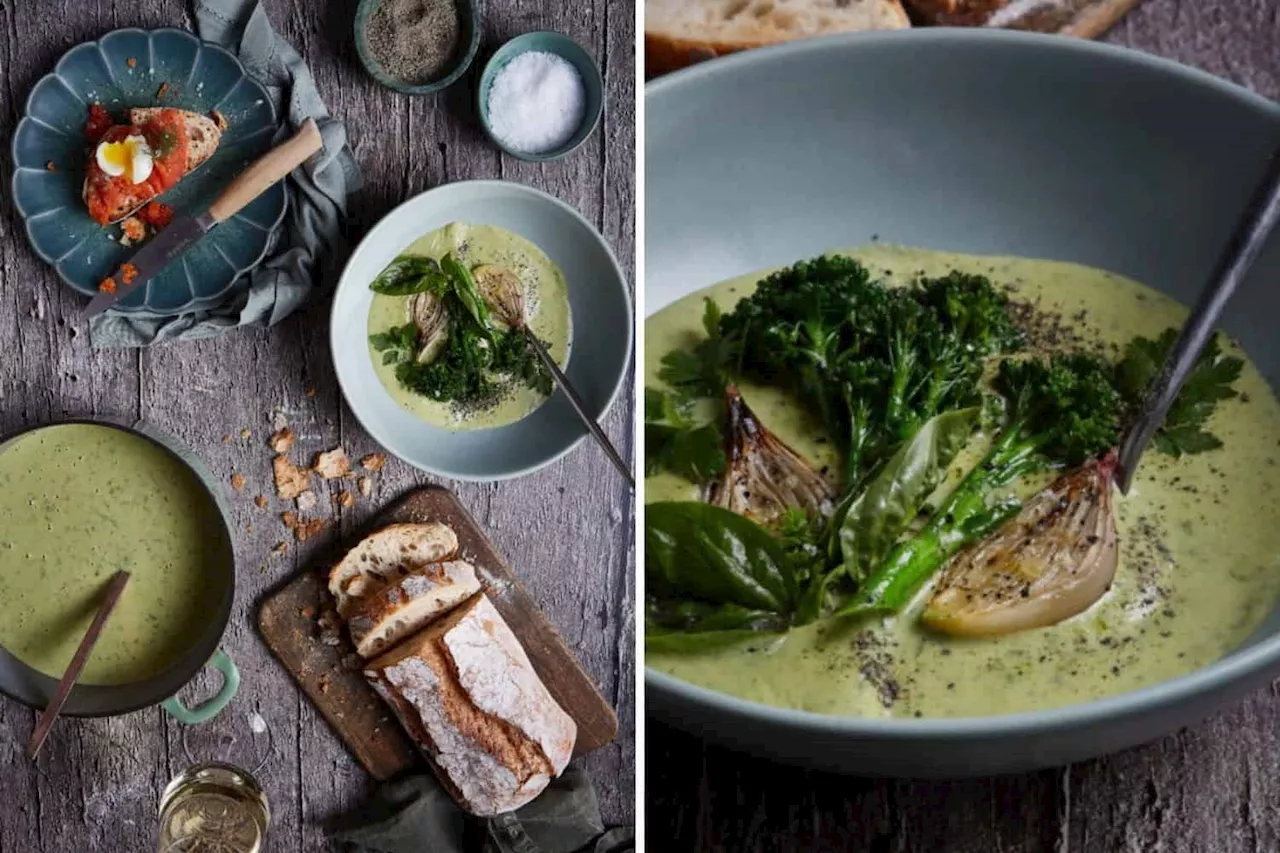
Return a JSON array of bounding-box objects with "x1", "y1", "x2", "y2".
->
[{"x1": 257, "y1": 487, "x2": 618, "y2": 781}]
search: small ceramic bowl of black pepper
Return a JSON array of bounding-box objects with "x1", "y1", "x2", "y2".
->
[
  {"x1": 353, "y1": 0, "x2": 481, "y2": 95},
  {"x1": 477, "y1": 31, "x2": 605, "y2": 163}
]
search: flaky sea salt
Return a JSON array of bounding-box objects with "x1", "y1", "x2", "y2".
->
[{"x1": 486, "y1": 51, "x2": 586, "y2": 155}]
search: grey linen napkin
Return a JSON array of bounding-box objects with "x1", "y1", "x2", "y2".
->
[
  {"x1": 330, "y1": 767, "x2": 635, "y2": 853},
  {"x1": 89, "y1": 0, "x2": 360, "y2": 347}
]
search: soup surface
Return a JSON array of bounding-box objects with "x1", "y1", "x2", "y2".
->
[
  {"x1": 646, "y1": 245, "x2": 1280, "y2": 718},
  {"x1": 0, "y1": 424, "x2": 226, "y2": 685},
  {"x1": 366, "y1": 222, "x2": 572, "y2": 431}
]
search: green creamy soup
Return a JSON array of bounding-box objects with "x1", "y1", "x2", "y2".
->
[
  {"x1": 0, "y1": 425, "x2": 226, "y2": 686},
  {"x1": 647, "y1": 245, "x2": 1280, "y2": 718},
  {"x1": 367, "y1": 222, "x2": 572, "y2": 431}
]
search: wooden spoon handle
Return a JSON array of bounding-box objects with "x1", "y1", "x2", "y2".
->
[
  {"x1": 27, "y1": 570, "x2": 131, "y2": 760},
  {"x1": 207, "y1": 118, "x2": 323, "y2": 223}
]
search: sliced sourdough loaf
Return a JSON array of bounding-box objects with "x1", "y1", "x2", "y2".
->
[
  {"x1": 346, "y1": 560, "x2": 482, "y2": 659},
  {"x1": 365, "y1": 593, "x2": 577, "y2": 815},
  {"x1": 327, "y1": 522, "x2": 459, "y2": 614},
  {"x1": 646, "y1": 0, "x2": 911, "y2": 75}
]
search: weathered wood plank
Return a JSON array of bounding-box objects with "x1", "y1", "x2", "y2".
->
[
  {"x1": 646, "y1": 1, "x2": 1280, "y2": 850},
  {"x1": 0, "y1": 0, "x2": 634, "y2": 849}
]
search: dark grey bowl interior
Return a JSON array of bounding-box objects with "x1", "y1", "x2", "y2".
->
[
  {"x1": 646, "y1": 29, "x2": 1280, "y2": 776},
  {"x1": 0, "y1": 420, "x2": 235, "y2": 716}
]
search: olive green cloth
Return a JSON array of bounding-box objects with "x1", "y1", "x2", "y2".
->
[{"x1": 330, "y1": 767, "x2": 635, "y2": 853}]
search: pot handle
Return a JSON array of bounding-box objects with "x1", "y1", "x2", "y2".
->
[{"x1": 160, "y1": 649, "x2": 240, "y2": 725}]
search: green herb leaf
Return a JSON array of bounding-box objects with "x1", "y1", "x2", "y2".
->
[
  {"x1": 656, "y1": 298, "x2": 731, "y2": 398},
  {"x1": 369, "y1": 257, "x2": 449, "y2": 296},
  {"x1": 646, "y1": 422, "x2": 725, "y2": 481},
  {"x1": 1115, "y1": 329, "x2": 1241, "y2": 457},
  {"x1": 646, "y1": 501, "x2": 795, "y2": 614},
  {"x1": 645, "y1": 599, "x2": 787, "y2": 653},
  {"x1": 836, "y1": 407, "x2": 979, "y2": 582}
]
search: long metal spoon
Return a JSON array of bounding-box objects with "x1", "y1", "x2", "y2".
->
[
  {"x1": 1117, "y1": 145, "x2": 1280, "y2": 494},
  {"x1": 28, "y1": 570, "x2": 130, "y2": 759},
  {"x1": 475, "y1": 265, "x2": 635, "y2": 491}
]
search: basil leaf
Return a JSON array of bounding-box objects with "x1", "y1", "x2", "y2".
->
[
  {"x1": 441, "y1": 253, "x2": 492, "y2": 330},
  {"x1": 836, "y1": 407, "x2": 978, "y2": 582},
  {"x1": 646, "y1": 501, "x2": 794, "y2": 613},
  {"x1": 370, "y1": 257, "x2": 448, "y2": 296},
  {"x1": 645, "y1": 599, "x2": 786, "y2": 653}
]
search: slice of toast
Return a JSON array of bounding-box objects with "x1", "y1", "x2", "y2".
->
[
  {"x1": 128, "y1": 108, "x2": 222, "y2": 172},
  {"x1": 646, "y1": 0, "x2": 911, "y2": 76},
  {"x1": 327, "y1": 523, "x2": 461, "y2": 614}
]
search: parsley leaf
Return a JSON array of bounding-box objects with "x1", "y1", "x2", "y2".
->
[
  {"x1": 1115, "y1": 328, "x2": 1243, "y2": 458},
  {"x1": 369, "y1": 322, "x2": 418, "y2": 365},
  {"x1": 657, "y1": 299, "x2": 731, "y2": 398},
  {"x1": 644, "y1": 387, "x2": 725, "y2": 482}
]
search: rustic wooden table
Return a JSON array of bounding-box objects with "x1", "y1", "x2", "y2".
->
[
  {"x1": 647, "y1": 2, "x2": 1280, "y2": 850},
  {"x1": 0, "y1": 1, "x2": 635, "y2": 851}
]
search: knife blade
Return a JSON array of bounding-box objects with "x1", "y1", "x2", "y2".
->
[
  {"x1": 82, "y1": 213, "x2": 214, "y2": 317},
  {"x1": 82, "y1": 118, "x2": 323, "y2": 318}
]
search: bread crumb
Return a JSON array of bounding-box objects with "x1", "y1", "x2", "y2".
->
[
  {"x1": 240, "y1": 428, "x2": 252, "y2": 439},
  {"x1": 313, "y1": 447, "x2": 350, "y2": 479},
  {"x1": 360, "y1": 453, "x2": 386, "y2": 473},
  {"x1": 126, "y1": 57, "x2": 137, "y2": 68},
  {"x1": 45, "y1": 161, "x2": 56, "y2": 172},
  {"x1": 271, "y1": 542, "x2": 288, "y2": 555},
  {"x1": 300, "y1": 606, "x2": 315, "y2": 619},
  {"x1": 335, "y1": 491, "x2": 355, "y2": 508},
  {"x1": 230, "y1": 473, "x2": 246, "y2": 491},
  {"x1": 121, "y1": 216, "x2": 146, "y2": 243},
  {"x1": 156, "y1": 82, "x2": 169, "y2": 99},
  {"x1": 357, "y1": 476, "x2": 372, "y2": 498},
  {"x1": 296, "y1": 491, "x2": 317, "y2": 512},
  {"x1": 246, "y1": 523, "x2": 254, "y2": 533},
  {"x1": 254, "y1": 495, "x2": 268, "y2": 509},
  {"x1": 281, "y1": 511, "x2": 299, "y2": 529},
  {"x1": 210, "y1": 109, "x2": 228, "y2": 132},
  {"x1": 295, "y1": 518, "x2": 328, "y2": 542},
  {"x1": 270, "y1": 427, "x2": 295, "y2": 453},
  {"x1": 222, "y1": 434, "x2": 233, "y2": 443},
  {"x1": 273, "y1": 456, "x2": 311, "y2": 499},
  {"x1": 305, "y1": 386, "x2": 317, "y2": 397}
]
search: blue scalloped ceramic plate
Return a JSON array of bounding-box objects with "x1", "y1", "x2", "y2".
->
[{"x1": 10, "y1": 28, "x2": 287, "y2": 314}]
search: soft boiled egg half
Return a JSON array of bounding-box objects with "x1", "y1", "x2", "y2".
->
[{"x1": 95, "y1": 135, "x2": 153, "y2": 184}]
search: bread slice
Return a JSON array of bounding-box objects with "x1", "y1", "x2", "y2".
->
[
  {"x1": 346, "y1": 560, "x2": 482, "y2": 659},
  {"x1": 327, "y1": 523, "x2": 460, "y2": 613},
  {"x1": 646, "y1": 0, "x2": 911, "y2": 75},
  {"x1": 903, "y1": 0, "x2": 1071, "y2": 27},
  {"x1": 128, "y1": 108, "x2": 222, "y2": 172},
  {"x1": 365, "y1": 594, "x2": 577, "y2": 815}
]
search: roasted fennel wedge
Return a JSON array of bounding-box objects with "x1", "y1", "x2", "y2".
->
[{"x1": 922, "y1": 453, "x2": 1118, "y2": 637}]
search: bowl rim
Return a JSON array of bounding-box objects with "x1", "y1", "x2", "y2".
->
[
  {"x1": 8, "y1": 26, "x2": 287, "y2": 315},
  {"x1": 476, "y1": 30, "x2": 605, "y2": 163},
  {"x1": 329, "y1": 178, "x2": 634, "y2": 482},
  {"x1": 644, "y1": 27, "x2": 1280, "y2": 738},
  {"x1": 352, "y1": 0, "x2": 482, "y2": 95}
]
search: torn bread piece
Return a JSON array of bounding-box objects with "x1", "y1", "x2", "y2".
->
[
  {"x1": 327, "y1": 522, "x2": 460, "y2": 612},
  {"x1": 273, "y1": 456, "x2": 311, "y2": 500},
  {"x1": 364, "y1": 594, "x2": 576, "y2": 815},
  {"x1": 346, "y1": 559, "x2": 482, "y2": 659}
]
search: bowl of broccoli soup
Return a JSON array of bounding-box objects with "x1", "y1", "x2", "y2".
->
[{"x1": 644, "y1": 29, "x2": 1280, "y2": 776}]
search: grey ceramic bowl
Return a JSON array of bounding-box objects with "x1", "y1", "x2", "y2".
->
[
  {"x1": 646, "y1": 29, "x2": 1280, "y2": 777},
  {"x1": 353, "y1": 0, "x2": 482, "y2": 95},
  {"x1": 330, "y1": 180, "x2": 632, "y2": 481},
  {"x1": 477, "y1": 31, "x2": 604, "y2": 162}
]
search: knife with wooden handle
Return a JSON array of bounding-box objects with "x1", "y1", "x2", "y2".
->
[{"x1": 82, "y1": 118, "x2": 324, "y2": 318}]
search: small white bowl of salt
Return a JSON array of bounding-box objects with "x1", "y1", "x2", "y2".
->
[{"x1": 478, "y1": 31, "x2": 604, "y2": 162}]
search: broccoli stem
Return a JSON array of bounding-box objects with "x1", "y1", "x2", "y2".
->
[{"x1": 839, "y1": 425, "x2": 1043, "y2": 617}]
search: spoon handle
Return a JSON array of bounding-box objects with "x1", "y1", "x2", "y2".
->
[
  {"x1": 28, "y1": 570, "x2": 131, "y2": 760},
  {"x1": 524, "y1": 329, "x2": 635, "y2": 491},
  {"x1": 1117, "y1": 146, "x2": 1280, "y2": 494}
]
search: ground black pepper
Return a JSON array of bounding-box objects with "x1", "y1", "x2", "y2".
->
[{"x1": 364, "y1": 0, "x2": 460, "y2": 85}]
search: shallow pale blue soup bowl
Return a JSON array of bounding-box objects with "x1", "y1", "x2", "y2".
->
[
  {"x1": 477, "y1": 31, "x2": 604, "y2": 162},
  {"x1": 10, "y1": 28, "x2": 286, "y2": 314},
  {"x1": 330, "y1": 180, "x2": 632, "y2": 481},
  {"x1": 646, "y1": 29, "x2": 1280, "y2": 777}
]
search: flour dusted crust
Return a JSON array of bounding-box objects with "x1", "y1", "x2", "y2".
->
[
  {"x1": 646, "y1": 0, "x2": 910, "y2": 75},
  {"x1": 364, "y1": 594, "x2": 577, "y2": 815},
  {"x1": 346, "y1": 559, "x2": 482, "y2": 659},
  {"x1": 327, "y1": 522, "x2": 460, "y2": 612}
]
